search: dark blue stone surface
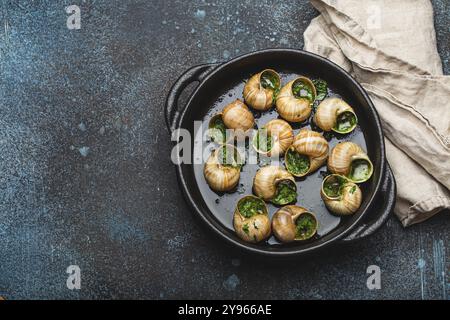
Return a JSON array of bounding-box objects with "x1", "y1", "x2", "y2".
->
[{"x1": 0, "y1": 0, "x2": 448, "y2": 299}]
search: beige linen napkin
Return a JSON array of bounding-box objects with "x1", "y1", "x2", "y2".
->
[{"x1": 303, "y1": 0, "x2": 450, "y2": 226}]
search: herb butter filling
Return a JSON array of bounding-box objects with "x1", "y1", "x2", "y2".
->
[
  {"x1": 323, "y1": 175, "x2": 347, "y2": 198},
  {"x1": 210, "y1": 116, "x2": 227, "y2": 143},
  {"x1": 286, "y1": 148, "x2": 310, "y2": 176},
  {"x1": 292, "y1": 79, "x2": 314, "y2": 102},
  {"x1": 238, "y1": 197, "x2": 266, "y2": 219},
  {"x1": 295, "y1": 213, "x2": 317, "y2": 240},
  {"x1": 260, "y1": 71, "x2": 280, "y2": 91},
  {"x1": 335, "y1": 111, "x2": 357, "y2": 133},
  {"x1": 272, "y1": 181, "x2": 297, "y2": 206},
  {"x1": 218, "y1": 146, "x2": 240, "y2": 168},
  {"x1": 350, "y1": 159, "x2": 371, "y2": 182}
]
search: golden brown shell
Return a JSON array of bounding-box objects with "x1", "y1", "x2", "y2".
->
[
  {"x1": 276, "y1": 77, "x2": 316, "y2": 123},
  {"x1": 321, "y1": 174, "x2": 362, "y2": 215},
  {"x1": 272, "y1": 205, "x2": 318, "y2": 243},
  {"x1": 243, "y1": 69, "x2": 280, "y2": 111},
  {"x1": 253, "y1": 166, "x2": 295, "y2": 202},
  {"x1": 222, "y1": 99, "x2": 255, "y2": 132},
  {"x1": 287, "y1": 129, "x2": 329, "y2": 177},
  {"x1": 203, "y1": 145, "x2": 241, "y2": 192},
  {"x1": 328, "y1": 142, "x2": 373, "y2": 183},
  {"x1": 314, "y1": 97, "x2": 357, "y2": 133},
  {"x1": 233, "y1": 196, "x2": 271, "y2": 243},
  {"x1": 253, "y1": 119, "x2": 294, "y2": 157}
]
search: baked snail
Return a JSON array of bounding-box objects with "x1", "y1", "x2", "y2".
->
[
  {"x1": 284, "y1": 129, "x2": 329, "y2": 177},
  {"x1": 208, "y1": 99, "x2": 254, "y2": 143},
  {"x1": 321, "y1": 174, "x2": 362, "y2": 215},
  {"x1": 204, "y1": 144, "x2": 243, "y2": 192},
  {"x1": 314, "y1": 98, "x2": 357, "y2": 134},
  {"x1": 328, "y1": 142, "x2": 373, "y2": 183},
  {"x1": 243, "y1": 69, "x2": 281, "y2": 111},
  {"x1": 233, "y1": 195, "x2": 271, "y2": 243},
  {"x1": 272, "y1": 205, "x2": 318, "y2": 243},
  {"x1": 253, "y1": 166, "x2": 297, "y2": 206},
  {"x1": 252, "y1": 119, "x2": 294, "y2": 157},
  {"x1": 276, "y1": 77, "x2": 316, "y2": 123}
]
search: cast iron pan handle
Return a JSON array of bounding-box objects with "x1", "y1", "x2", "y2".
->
[
  {"x1": 340, "y1": 163, "x2": 396, "y2": 242},
  {"x1": 165, "y1": 63, "x2": 219, "y2": 133}
]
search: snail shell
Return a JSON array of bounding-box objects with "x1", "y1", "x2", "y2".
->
[
  {"x1": 222, "y1": 99, "x2": 255, "y2": 132},
  {"x1": 285, "y1": 129, "x2": 329, "y2": 177},
  {"x1": 204, "y1": 145, "x2": 242, "y2": 192},
  {"x1": 252, "y1": 119, "x2": 294, "y2": 157},
  {"x1": 208, "y1": 100, "x2": 254, "y2": 143},
  {"x1": 272, "y1": 205, "x2": 318, "y2": 243},
  {"x1": 314, "y1": 98, "x2": 358, "y2": 134},
  {"x1": 321, "y1": 174, "x2": 362, "y2": 215},
  {"x1": 243, "y1": 69, "x2": 280, "y2": 111},
  {"x1": 233, "y1": 195, "x2": 271, "y2": 243},
  {"x1": 276, "y1": 77, "x2": 316, "y2": 123},
  {"x1": 253, "y1": 166, "x2": 297, "y2": 205},
  {"x1": 328, "y1": 142, "x2": 373, "y2": 183}
]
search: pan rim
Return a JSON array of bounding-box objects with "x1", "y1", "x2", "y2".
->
[{"x1": 174, "y1": 48, "x2": 386, "y2": 257}]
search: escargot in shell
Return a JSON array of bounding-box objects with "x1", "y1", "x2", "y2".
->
[
  {"x1": 272, "y1": 205, "x2": 318, "y2": 243},
  {"x1": 233, "y1": 195, "x2": 271, "y2": 243},
  {"x1": 204, "y1": 144, "x2": 242, "y2": 192},
  {"x1": 276, "y1": 76, "x2": 316, "y2": 123},
  {"x1": 253, "y1": 166, "x2": 297, "y2": 206},
  {"x1": 314, "y1": 97, "x2": 358, "y2": 134},
  {"x1": 222, "y1": 99, "x2": 254, "y2": 133},
  {"x1": 208, "y1": 99, "x2": 254, "y2": 143},
  {"x1": 252, "y1": 119, "x2": 294, "y2": 157},
  {"x1": 284, "y1": 129, "x2": 329, "y2": 177},
  {"x1": 328, "y1": 142, "x2": 373, "y2": 183},
  {"x1": 243, "y1": 69, "x2": 281, "y2": 111},
  {"x1": 321, "y1": 174, "x2": 362, "y2": 216}
]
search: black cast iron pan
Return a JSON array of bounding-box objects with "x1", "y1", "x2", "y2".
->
[{"x1": 165, "y1": 49, "x2": 396, "y2": 257}]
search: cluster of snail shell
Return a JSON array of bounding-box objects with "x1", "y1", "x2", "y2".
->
[{"x1": 203, "y1": 69, "x2": 373, "y2": 244}]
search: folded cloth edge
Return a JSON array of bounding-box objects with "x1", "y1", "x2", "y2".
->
[{"x1": 303, "y1": 0, "x2": 450, "y2": 226}]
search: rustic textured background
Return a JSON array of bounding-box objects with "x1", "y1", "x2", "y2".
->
[{"x1": 0, "y1": 0, "x2": 448, "y2": 299}]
